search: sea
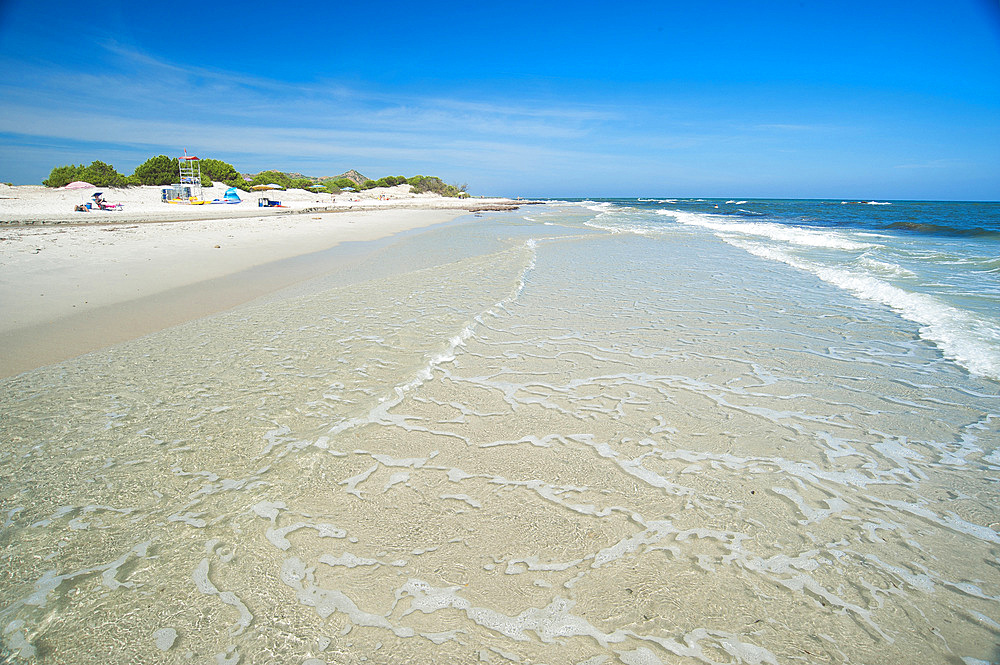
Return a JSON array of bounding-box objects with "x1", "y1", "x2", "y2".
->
[{"x1": 1, "y1": 199, "x2": 998, "y2": 664}]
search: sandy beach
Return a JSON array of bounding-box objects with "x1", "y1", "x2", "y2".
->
[{"x1": 0, "y1": 182, "x2": 518, "y2": 377}]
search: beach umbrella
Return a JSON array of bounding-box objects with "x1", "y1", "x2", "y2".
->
[
  {"x1": 250, "y1": 184, "x2": 282, "y2": 191},
  {"x1": 62, "y1": 181, "x2": 95, "y2": 189}
]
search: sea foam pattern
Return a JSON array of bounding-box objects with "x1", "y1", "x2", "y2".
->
[
  {"x1": 1, "y1": 203, "x2": 998, "y2": 664},
  {"x1": 654, "y1": 204, "x2": 1000, "y2": 381}
]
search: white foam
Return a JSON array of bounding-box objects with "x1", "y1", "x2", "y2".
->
[
  {"x1": 856, "y1": 255, "x2": 916, "y2": 278},
  {"x1": 439, "y1": 494, "x2": 482, "y2": 508},
  {"x1": 281, "y1": 557, "x2": 412, "y2": 636},
  {"x1": 153, "y1": 627, "x2": 177, "y2": 651},
  {"x1": 663, "y1": 210, "x2": 873, "y2": 251},
  {"x1": 340, "y1": 464, "x2": 378, "y2": 497},
  {"x1": 871, "y1": 498, "x2": 1000, "y2": 545},
  {"x1": 383, "y1": 472, "x2": 410, "y2": 491},
  {"x1": 3, "y1": 621, "x2": 36, "y2": 659},
  {"x1": 397, "y1": 579, "x2": 626, "y2": 646},
  {"x1": 251, "y1": 500, "x2": 286, "y2": 522},
  {"x1": 735, "y1": 242, "x2": 1000, "y2": 380},
  {"x1": 191, "y1": 558, "x2": 253, "y2": 636},
  {"x1": 771, "y1": 487, "x2": 849, "y2": 525},
  {"x1": 266, "y1": 523, "x2": 347, "y2": 550},
  {"x1": 617, "y1": 647, "x2": 663, "y2": 664},
  {"x1": 318, "y1": 552, "x2": 379, "y2": 568},
  {"x1": 215, "y1": 647, "x2": 240, "y2": 665}
]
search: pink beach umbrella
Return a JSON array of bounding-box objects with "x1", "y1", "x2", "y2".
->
[{"x1": 62, "y1": 181, "x2": 96, "y2": 189}]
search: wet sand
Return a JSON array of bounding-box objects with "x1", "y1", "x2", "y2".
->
[{"x1": 0, "y1": 207, "x2": 476, "y2": 377}]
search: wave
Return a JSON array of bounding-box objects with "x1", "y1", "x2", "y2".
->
[
  {"x1": 660, "y1": 210, "x2": 874, "y2": 251},
  {"x1": 855, "y1": 255, "x2": 917, "y2": 279},
  {"x1": 729, "y1": 240, "x2": 1000, "y2": 381},
  {"x1": 581, "y1": 201, "x2": 613, "y2": 213}
]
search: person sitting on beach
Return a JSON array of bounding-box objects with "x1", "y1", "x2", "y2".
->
[{"x1": 90, "y1": 192, "x2": 123, "y2": 211}]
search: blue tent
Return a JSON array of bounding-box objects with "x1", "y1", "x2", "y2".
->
[{"x1": 223, "y1": 187, "x2": 241, "y2": 203}]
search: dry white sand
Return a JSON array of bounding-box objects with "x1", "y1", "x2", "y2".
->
[
  {"x1": 0, "y1": 183, "x2": 520, "y2": 377},
  {"x1": 0, "y1": 181, "x2": 515, "y2": 224}
]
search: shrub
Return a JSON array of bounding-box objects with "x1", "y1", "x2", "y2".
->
[
  {"x1": 45, "y1": 160, "x2": 129, "y2": 187},
  {"x1": 223, "y1": 177, "x2": 250, "y2": 192},
  {"x1": 200, "y1": 158, "x2": 242, "y2": 184},
  {"x1": 362, "y1": 175, "x2": 408, "y2": 189},
  {"x1": 407, "y1": 175, "x2": 463, "y2": 197},
  {"x1": 42, "y1": 164, "x2": 86, "y2": 188},
  {"x1": 250, "y1": 170, "x2": 292, "y2": 189},
  {"x1": 82, "y1": 161, "x2": 127, "y2": 187},
  {"x1": 132, "y1": 155, "x2": 177, "y2": 185}
]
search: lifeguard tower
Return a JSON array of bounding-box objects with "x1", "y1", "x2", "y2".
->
[{"x1": 177, "y1": 153, "x2": 203, "y2": 201}]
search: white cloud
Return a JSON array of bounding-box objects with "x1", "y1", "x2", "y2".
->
[{"x1": 0, "y1": 45, "x2": 634, "y2": 182}]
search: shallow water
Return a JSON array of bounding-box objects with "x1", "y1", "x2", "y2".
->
[{"x1": 2, "y1": 205, "x2": 998, "y2": 664}]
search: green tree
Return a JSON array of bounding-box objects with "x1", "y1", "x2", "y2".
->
[
  {"x1": 331, "y1": 177, "x2": 355, "y2": 190},
  {"x1": 289, "y1": 178, "x2": 314, "y2": 190},
  {"x1": 42, "y1": 164, "x2": 85, "y2": 188},
  {"x1": 406, "y1": 175, "x2": 462, "y2": 197},
  {"x1": 132, "y1": 155, "x2": 177, "y2": 186},
  {"x1": 225, "y1": 177, "x2": 250, "y2": 192},
  {"x1": 362, "y1": 175, "x2": 409, "y2": 189},
  {"x1": 200, "y1": 158, "x2": 242, "y2": 183},
  {"x1": 250, "y1": 170, "x2": 292, "y2": 189},
  {"x1": 80, "y1": 161, "x2": 126, "y2": 187}
]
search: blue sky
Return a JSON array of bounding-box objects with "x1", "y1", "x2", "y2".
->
[{"x1": 1, "y1": 0, "x2": 998, "y2": 199}]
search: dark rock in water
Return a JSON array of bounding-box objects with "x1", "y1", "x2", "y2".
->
[{"x1": 465, "y1": 204, "x2": 521, "y2": 212}]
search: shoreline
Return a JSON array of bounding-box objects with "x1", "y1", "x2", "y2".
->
[
  {"x1": 0, "y1": 228, "x2": 428, "y2": 378},
  {"x1": 0, "y1": 196, "x2": 522, "y2": 377}
]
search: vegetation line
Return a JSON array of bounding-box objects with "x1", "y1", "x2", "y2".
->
[{"x1": 42, "y1": 156, "x2": 470, "y2": 198}]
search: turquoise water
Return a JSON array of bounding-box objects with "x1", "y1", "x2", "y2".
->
[
  {"x1": 576, "y1": 198, "x2": 1000, "y2": 381},
  {"x1": 1, "y1": 202, "x2": 998, "y2": 664}
]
